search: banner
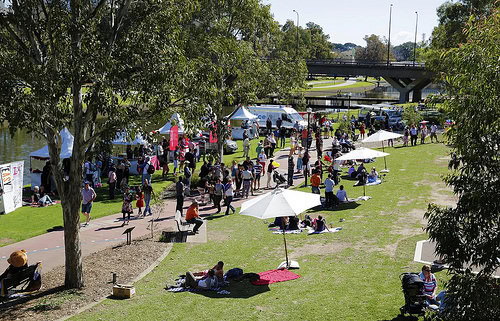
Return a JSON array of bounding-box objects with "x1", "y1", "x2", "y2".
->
[
  {"x1": 209, "y1": 122, "x2": 217, "y2": 143},
  {"x1": 0, "y1": 161, "x2": 23, "y2": 214},
  {"x1": 169, "y1": 125, "x2": 179, "y2": 151}
]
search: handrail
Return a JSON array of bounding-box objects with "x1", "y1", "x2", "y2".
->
[{"x1": 306, "y1": 59, "x2": 426, "y2": 68}]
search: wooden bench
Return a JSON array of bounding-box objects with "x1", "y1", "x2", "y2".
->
[{"x1": 174, "y1": 210, "x2": 193, "y2": 233}]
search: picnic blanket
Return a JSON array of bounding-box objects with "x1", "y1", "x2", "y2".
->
[
  {"x1": 365, "y1": 179, "x2": 382, "y2": 186},
  {"x1": 166, "y1": 277, "x2": 230, "y2": 295},
  {"x1": 23, "y1": 200, "x2": 61, "y2": 207},
  {"x1": 269, "y1": 227, "x2": 304, "y2": 235},
  {"x1": 251, "y1": 269, "x2": 300, "y2": 285},
  {"x1": 307, "y1": 227, "x2": 342, "y2": 235}
]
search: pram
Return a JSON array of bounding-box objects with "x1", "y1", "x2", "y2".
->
[
  {"x1": 0, "y1": 262, "x2": 42, "y2": 301},
  {"x1": 399, "y1": 272, "x2": 428, "y2": 319},
  {"x1": 273, "y1": 170, "x2": 287, "y2": 187}
]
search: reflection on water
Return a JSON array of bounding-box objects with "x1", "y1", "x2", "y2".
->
[{"x1": 0, "y1": 128, "x2": 45, "y2": 185}]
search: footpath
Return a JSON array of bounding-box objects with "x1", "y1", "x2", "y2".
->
[{"x1": 0, "y1": 138, "x2": 331, "y2": 273}]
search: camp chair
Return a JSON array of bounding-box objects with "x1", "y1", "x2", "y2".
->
[{"x1": 0, "y1": 263, "x2": 42, "y2": 300}]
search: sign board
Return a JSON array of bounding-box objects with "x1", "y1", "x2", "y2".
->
[{"x1": 0, "y1": 161, "x2": 24, "y2": 214}]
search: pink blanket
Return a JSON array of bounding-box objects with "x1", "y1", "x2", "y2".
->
[{"x1": 251, "y1": 269, "x2": 300, "y2": 285}]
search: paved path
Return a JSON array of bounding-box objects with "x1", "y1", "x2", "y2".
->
[{"x1": 0, "y1": 138, "x2": 330, "y2": 273}]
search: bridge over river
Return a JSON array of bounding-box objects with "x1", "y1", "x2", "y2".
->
[{"x1": 306, "y1": 59, "x2": 436, "y2": 103}]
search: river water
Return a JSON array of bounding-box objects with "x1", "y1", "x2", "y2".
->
[{"x1": 0, "y1": 128, "x2": 45, "y2": 185}]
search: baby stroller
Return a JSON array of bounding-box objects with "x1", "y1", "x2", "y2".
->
[
  {"x1": 273, "y1": 170, "x2": 287, "y2": 187},
  {"x1": 399, "y1": 272, "x2": 428, "y2": 319}
]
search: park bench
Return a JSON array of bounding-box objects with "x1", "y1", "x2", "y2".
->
[{"x1": 161, "y1": 211, "x2": 193, "y2": 243}]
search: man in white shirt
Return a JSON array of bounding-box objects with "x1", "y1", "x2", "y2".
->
[{"x1": 430, "y1": 124, "x2": 439, "y2": 143}]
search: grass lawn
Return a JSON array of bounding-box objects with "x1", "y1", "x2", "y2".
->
[
  {"x1": 73, "y1": 142, "x2": 452, "y2": 321},
  {"x1": 306, "y1": 80, "x2": 376, "y2": 92}
]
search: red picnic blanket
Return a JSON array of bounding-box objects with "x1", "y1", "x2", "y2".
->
[{"x1": 251, "y1": 269, "x2": 300, "y2": 285}]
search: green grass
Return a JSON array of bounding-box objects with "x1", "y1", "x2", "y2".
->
[
  {"x1": 306, "y1": 80, "x2": 376, "y2": 92},
  {"x1": 73, "y1": 142, "x2": 452, "y2": 321}
]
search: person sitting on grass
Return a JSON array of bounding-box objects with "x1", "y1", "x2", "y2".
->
[
  {"x1": 313, "y1": 215, "x2": 329, "y2": 232},
  {"x1": 336, "y1": 185, "x2": 348, "y2": 202},
  {"x1": 287, "y1": 216, "x2": 300, "y2": 230},
  {"x1": 185, "y1": 268, "x2": 218, "y2": 290},
  {"x1": 419, "y1": 264, "x2": 439, "y2": 307},
  {"x1": 348, "y1": 165, "x2": 356, "y2": 178},
  {"x1": 193, "y1": 261, "x2": 224, "y2": 282},
  {"x1": 185, "y1": 200, "x2": 203, "y2": 234},
  {"x1": 32, "y1": 186, "x2": 54, "y2": 207},
  {"x1": 367, "y1": 167, "x2": 378, "y2": 183}
]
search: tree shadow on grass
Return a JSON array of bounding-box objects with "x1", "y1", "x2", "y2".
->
[
  {"x1": 307, "y1": 201, "x2": 361, "y2": 213},
  {"x1": 201, "y1": 214, "x2": 226, "y2": 221},
  {"x1": 46, "y1": 226, "x2": 64, "y2": 232}
]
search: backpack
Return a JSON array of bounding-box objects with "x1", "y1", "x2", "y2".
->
[
  {"x1": 224, "y1": 268, "x2": 243, "y2": 279},
  {"x1": 147, "y1": 164, "x2": 155, "y2": 175}
]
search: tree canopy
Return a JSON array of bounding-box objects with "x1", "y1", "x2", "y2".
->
[
  {"x1": 0, "y1": 0, "x2": 195, "y2": 288},
  {"x1": 425, "y1": 8, "x2": 500, "y2": 320},
  {"x1": 354, "y1": 34, "x2": 393, "y2": 61}
]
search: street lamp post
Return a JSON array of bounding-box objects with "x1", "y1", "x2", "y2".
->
[
  {"x1": 387, "y1": 4, "x2": 393, "y2": 65},
  {"x1": 304, "y1": 107, "x2": 312, "y2": 187},
  {"x1": 293, "y1": 10, "x2": 299, "y2": 58},
  {"x1": 413, "y1": 11, "x2": 418, "y2": 66}
]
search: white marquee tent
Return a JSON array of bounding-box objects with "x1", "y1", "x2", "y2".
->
[{"x1": 158, "y1": 113, "x2": 185, "y2": 135}]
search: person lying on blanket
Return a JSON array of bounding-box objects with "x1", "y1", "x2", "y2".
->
[
  {"x1": 313, "y1": 215, "x2": 329, "y2": 232},
  {"x1": 193, "y1": 261, "x2": 224, "y2": 282},
  {"x1": 185, "y1": 268, "x2": 218, "y2": 290}
]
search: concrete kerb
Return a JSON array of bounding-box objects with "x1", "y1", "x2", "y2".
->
[{"x1": 57, "y1": 243, "x2": 173, "y2": 321}]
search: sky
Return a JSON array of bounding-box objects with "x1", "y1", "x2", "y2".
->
[{"x1": 263, "y1": 0, "x2": 447, "y2": 46}]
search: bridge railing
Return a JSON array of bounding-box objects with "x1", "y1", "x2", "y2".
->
[{"x1": 306, "y1": 59, "x2": 425, "y2": 68}]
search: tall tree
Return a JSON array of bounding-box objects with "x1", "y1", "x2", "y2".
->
[
  {"x1": 0, "y1": 0, "x2": 193, "y2": 288},
  {"x1": 425, "y1": 8, "x2": 500, "y2": 320},
  {"x1": 354, "y1": 34, "x2": 393, "y2": 61},
  {"x1": 181, "y1": 0, "x2": 306, "y2": 161},
  {"x1": 431, "y1": 0, "x2": 497, "y2": 50}
]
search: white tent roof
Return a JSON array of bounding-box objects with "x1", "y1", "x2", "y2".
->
[
  {"x1": 361, "y1": 130, "x2": 403, "y2": 143},
  {"x1": 30, "y1": 128, "x2": 74, "y2": 159},
  {"x1": 112, "y1": 132, "x2": 147, "y2": 145},
  {"x1": 230, "y1": 107, "x2": 258, "y2": 120},
  {"x1": 240, "y1": 188, "x2": 321, "y2": 219},
  {"x1": 336, "y1": 147, "x2": 389, "y2": 161},
  {"x1": 158, "y1": 113, "x2": 185, "y2": 135}
]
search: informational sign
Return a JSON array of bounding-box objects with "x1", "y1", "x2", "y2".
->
[
  {"x1": 169, "y1": 125, "x2": 179, "y2": 151},
  {"x1": 0, "y1": 161, "x2": 24, "y2": 214}
]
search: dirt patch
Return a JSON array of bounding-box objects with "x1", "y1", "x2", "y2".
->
[
  {"x1": 0, "y1": 238, "x2": 14, "y2": 246},
  {"x1": 290, "y1": 241, "x2": 351, "y2": 258},
  {"x1": 428, "y1": 181, "x2": 457, "y2": 207},
  {"x1": 397, "y1": 197, "x2": 413, "y2": 207},
  {"x1": 0, "y1": 234, "x2": 171, "y2": 321},
  {"x1": 209, "y1": 229, "x2": 233, "y2": 242}
]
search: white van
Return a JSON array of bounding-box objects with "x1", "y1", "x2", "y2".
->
[{"x1": 246, "y1": 105, "x2": 307, "y2": 133}]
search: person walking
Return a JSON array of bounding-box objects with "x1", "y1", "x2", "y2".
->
[
  {"x1": 224, "y1": 178, "x2": 236, "y2": 215},
  {"x1": 279, "y1": 126, "x2": 286, "y2": 148},
  {"x1": 410, "y1": 124, "x2": 418, "y2": 146},
  {"x1": 81, "y1": 181, "x2": 96, "y2": 227},
  {"x1": 253, "y1": 161, "x2": 262, "y2": 191},
  {"x1": 241, "y1": 166, "x2": 253, "y2": 198},
  {"x1": 183, "y1": 161, "x2": 192, "y2": 195},
  {"x1": 266, "y1": 159, "x2": 276, "y2": 189},
  {"x1": 421, "y1": 124, "x2": 428, "y2": 144},
  {"x1": 176, "y1": 176, "x2": 185, "y2": 215},
  {"x1": 136, "y1": 185, "x2": 144, "y2": 216},
  {"x1": 214, "y1": 178, "x2": 224, "y2": 214},
  {"x1": 266, "y1": 117, "x2": 272, "y2": 135},
  {"x1": 121, "y1": 186, "x2": 133, "y2": 226},
  {"x1": 242, "y1": 136, "x2": 250, "y2": 158},
  {"x1": 287, "y1": 155, "x2": 295, "y2": 187},
  {"x1": 430, "y1": 123, "x2": 439, "y2": 143},
  {"x1": 269, "y1": 133, "x2": 276, "y2": 157},
  {"x1": 143, "y1": 179, "x2": 155, "y2": 216},
  {"x1": 108, "y1": 166, "x2": 117, "y2": 200},
  {"x1": 258, "y1": 149, "x2": 267, "y2": 176},
  {"x1": 310, "y1": 170, "x2": 321, "y2": 194}
]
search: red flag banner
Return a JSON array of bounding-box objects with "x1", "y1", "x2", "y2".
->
[
  {"x1": 209, "y1": 122, "x2": 217, "y2": 143},
  {"x1": 169, "y1": 125, "x2": 179, "y2": 151}
]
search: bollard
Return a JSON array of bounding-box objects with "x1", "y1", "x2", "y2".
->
[{"x1": 112, "y1": 272, "x2": 117, "y2": 284}]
